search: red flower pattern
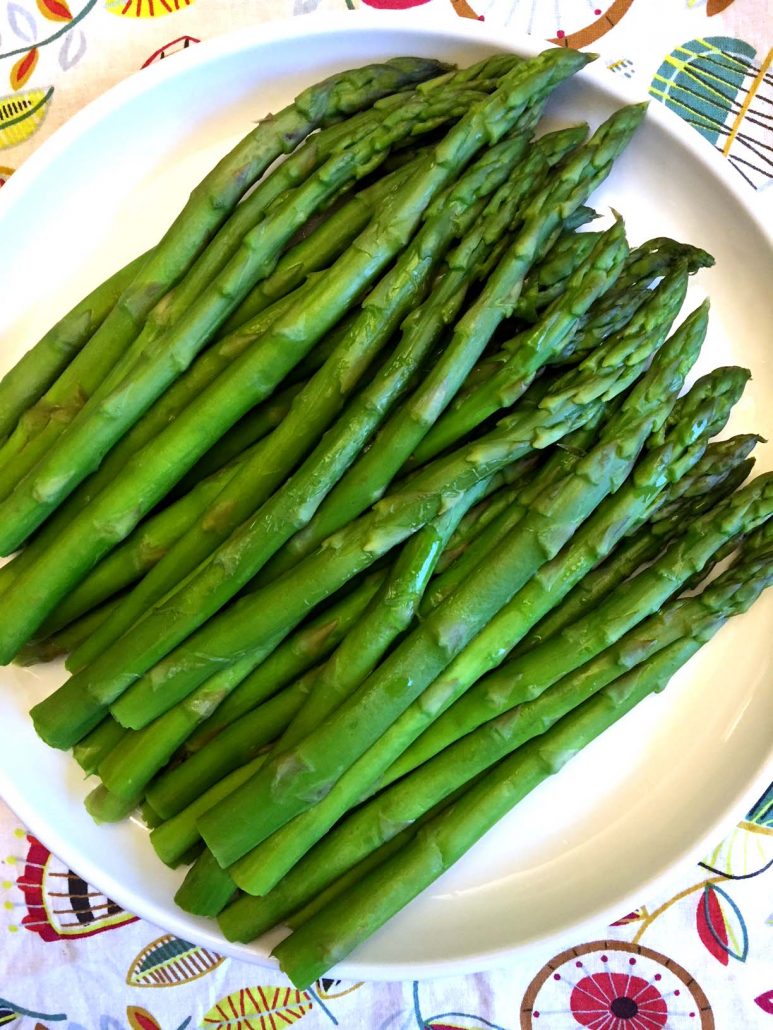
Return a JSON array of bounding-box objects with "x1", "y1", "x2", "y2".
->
[{"x1": 570, "y1": 971, "x2": 668, "y2": 1029}]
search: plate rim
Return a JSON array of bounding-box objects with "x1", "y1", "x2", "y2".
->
[{"x1": 0, "y1": 9, "x2": 771, "y2": 982}]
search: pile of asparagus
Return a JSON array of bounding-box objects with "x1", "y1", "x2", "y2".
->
[{"x1": 0, "y1": 48, "x2": 770, "y2": 987}]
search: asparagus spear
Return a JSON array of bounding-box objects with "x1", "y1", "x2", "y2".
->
[
  {"x1": 66, "y1": 128, "x2": 585, "y2": 671},
  {"x1": 0, "y1": 50, "x2": 590, "y2": 664},
  {"x1": 98, "y1": 666, "x2": 322, "y2": 806},
  {"x1": 389, "y1": 471, "x2": 773, "y2": 779},
  {"x1": 420, "y1": 411, "x2": 610, "y2": 613},
  {"x1": 219, "y1": 538, "x2": 773, "y2": 941},
  {"x1": 121, "y1": 568, "x2": 389, "y2": 753},
  {"x1": 516, "y1": 435, "x2": 761, "y2": 653},
  {"x1": 407, "y1": 219, "x2": 631, "y2": 463},
  {"x1": 175, "y1": 849, "x2": 237, "y2": 917},
  {"x1": 99, "y1": 568, "x2": 387, "y2": 791},
  {"x1": 430, "y1": 454, "x2": 540, "y2": 574},
  {"x1": 84, "y1": 784, "x2": 141, "y2": 824},
  {"x1": 169, "y1": 381, "x2": 306, "y2": 497},
  {"x1": 72, "y1": 717, "x2": 126, "y2": 776},
  {"x1": 462, "y1": 235, "x2": 711, "y2": 407},
  {"x1": 196, "y1": 307, "x2": 693, "y2": 870},
  {"x1": 150, "y1": 755, "x2": 267, "y2": 867},
  {"x1": 35, "y1": 448, "x2": 258, "y2": 638},
  {"x1": 0, "y1": 254, "x2": 146, "y2": 441},
  {"x1": 0, "y1": 87, "x2": 492, "y2": 555},
  {"x1": 263, "y1": 106, "x2": 647, "y2": 582},
  {"x1": 221, "y1": 308, "x2": 714, "y2": 892},
  {"x1": 29, "y1": 285, "x2": 644, "y2": 752},
  {"x1": 13, "y1": 596, "x2": 121, "y2": 667},
  {"x1": 271, "y1": 544, "x2": 772, "y2": 987},
  {"x1": 0, "y1": 286, "x2": 309, "y2": 600},
  {"x1": 510, "y1": 229, "x2": 601, "y2": 322},
  {"x1": 362, "y1": 366, "x2": 746, "y2": 800},
  {"x1": 141, "y1": 477, "x2": 495, "y2": 814},
  {"x1": 0, "y1": 58, "x2": 446, "y2": 495},
  {"x1": 143, "y1": 676, "x2": 313, "y2": 820},
  {"x1": 182, "y1": 470, "x2": 536, "y2": 753},
  {"x1": 26, "y1": 161, "x2": 417, "y2": 556},
  {"x1": 65, "y1": 130, "x2": 537, "y2": 684},
  {"x1": 100, "y1": 481, "x2": 495, "y2": 803},
  {"x1": 548, "y1": 236, "x2": 714, "y2": 367},
  {"x1": 409, "y1": 235, "x2": 713, "y2": 466}
]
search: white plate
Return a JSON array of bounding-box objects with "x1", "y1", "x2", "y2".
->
[{"x1": 0, "y1": 12, "x2": 771, "y2": 983}]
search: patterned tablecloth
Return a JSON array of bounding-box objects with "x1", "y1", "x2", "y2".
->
[{"x1": 1, "y1": 1, "x2": 771, "y2": 1027}]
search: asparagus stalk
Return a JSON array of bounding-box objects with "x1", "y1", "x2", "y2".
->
[
  {"x1": 0, "y1": 254, "x2": 146, "y2": 441},
  {"x1": 408, "y1": 219, "x2": 631, "y2": 463},
  {"x1": 66, "y1": 126, "x2": 585, "y2": 667},
  {"x1": 516, "y1": 435, "x2": 761, "y2": 653},
  {"x1": 185, "y1": 571, "x2": 387, "y2": 754},
  {"x1": 12, "y1": 597, "x2": 121, "y2": 666},
  {"x1": 175, "y1": 849, "x2": 237, "y2": 917},
  {"x1": 143, "y1": 676, "x2": 313, "y2": 820},
  {"x1": 27, "y1": 163, "x2": 416, "y2": 559},
  {"x1": 0, "y1": 285, "x2": 307, "y2": 601},
  {"x1": 196, "y1": 307, "x2": 692, "y2": 871},
  {"x1": 219, "y1": 539, "x2": 773, "y2": 941},
  {"x1": 0, "y1": 57, "x2": 446, "y2": 496},
  {"x1": 258, "y1": 477, "x2": 494, "y2": 748},
  {"x1": 98, "y1": 667, "x2": 322, "y2": 806},
  {"x1": 100, "y1": 481, "x2": 494, "y2": 801},
  {"x1": 169, "y1": 381, "x2": 305, "y2": 498},
  {"x1": 35, "y1": 448, "x2": 259, "y2": 638},
  {"x1": 84, "y1": 784, "x2": 141, "y2": 824},
  {"x1": 271, "y1": 545, "x2": 772, "y2": 987},
  {"x1": 72, "y1": 717, "x2": 126, "y2": 776},
  {"x1": 421, "y1": 411, "x2": 610, "y2": 613},
  {"x1": 389, "y1": 471, "x2": 773, "y2": 778},
  {"x1": 410, "y1": 236, "x2": 712, "y2": 469},
  {"x1": 29, "y1": 282, "x2": 645, "y2": 752},
  {"x1": 1, "y1": 49, "x2": 591, "y2": 664},
  {"x1": 262, "y1": 106, "x2": 648, "y2": 582},
  {"x1": 150, "y1": 755, "x2": 267, "y2": 867},
  {"x1": 221, "y1": 307, "x2": 713, "y2": 893},
  {"x1": 367, "y1": 365, "x2": 746, "y2": 797},
  {"x1": 174, "y1": 471, "x2": 536, "y2": 757},
  {"x1": 66, "y1": 131, "x2": 537, "y2": 685},
  {"x1": 462, "y1": 235, "x2": 710, "y2": 408},
  {"x1": 431, "y1": 454, "x2": 540, "y2": 574},
  {"x1": 510, "y1": 229, "x2": 602, "y2": 322},
  {"x1": 0, "y1": 87, "x2": 492, "y2": 555},
  {"x1": 547, "y1": 236, "x2": 714, "y2": 367}
]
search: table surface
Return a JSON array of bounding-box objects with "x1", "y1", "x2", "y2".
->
[{"x1": 1, "y1": 1, "x2": 771, "y2": 1027}]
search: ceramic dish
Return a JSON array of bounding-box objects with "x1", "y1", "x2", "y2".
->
[{"x1": 0, "y1": 11, "x2": 771, "y2": 981}]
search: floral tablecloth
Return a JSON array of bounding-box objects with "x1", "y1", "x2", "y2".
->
[{"x1": 1, "y1": 1, "x2": 771, "y2": 1027}]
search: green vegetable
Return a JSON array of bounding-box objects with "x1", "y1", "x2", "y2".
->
[
  {"x1": 516, "y1": 434, "x2": 760, "y2": 653},
  {"x1": 182, "y1": 570, "x2": 387, "y2": 754},
  {"x1": 70, "y1": 130, "x2": 536, "y2": 691},
  {"x1": 408, "y1": 218, "x2": 629, "y2": 463},
  {"x1": 271, "y1": 537, "x2": 772, "y2": 987},
  {"x1": 1, "y1": 49, "x2": 591, "y2": 665},
  {"x1": 264, "y1": 105, "x2": 647, "y2": 580},
  {"x1": 219, "y1": 534, "x2": 772, "y2": 943},
  {"x1": 221, "y1": 303, "x2": 711, "y2": 893},
  {"x1": 0, "y1": 88, "x2": 488, "y2": 555},
  {"x1": 0, "y1": 57, "x2": 447, "y2": 501},
  {"x1": 390, "y1": 471, "x2": 773, "y2": 777},
  {"x1": 0, "y1": 254, "x2": 146, "y2": 441}
]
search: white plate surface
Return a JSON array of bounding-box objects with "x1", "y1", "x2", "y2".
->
[{"x1": 0, "y1": 12, "x2": 771, "y2": 982}]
